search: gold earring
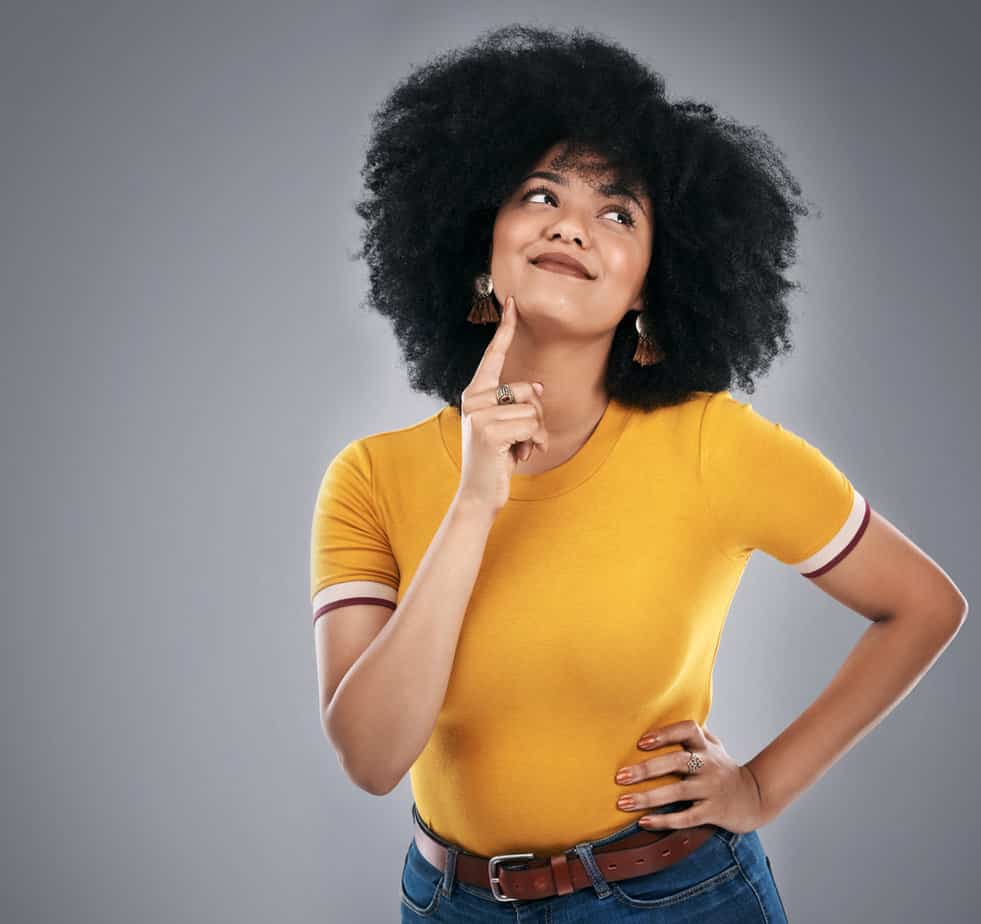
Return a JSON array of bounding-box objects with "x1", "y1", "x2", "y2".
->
[
  {"x1": 633, "y1": 310, "x2": 664, "y2": 365},
  {"x1": 467, "y1": 271, "x2": 500, "y2": 324}
]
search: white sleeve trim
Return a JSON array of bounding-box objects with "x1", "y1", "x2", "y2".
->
[
  {"x1": 794, "y1": 490, "x2": 870, "y2": 577},
  {"x1": 312, "y1": 579, "x2": 398, "y2": 623}
]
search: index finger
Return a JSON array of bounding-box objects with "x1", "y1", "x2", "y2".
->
[{"x1": 468, "y1": 294, "x2": 516, "y2": 391}]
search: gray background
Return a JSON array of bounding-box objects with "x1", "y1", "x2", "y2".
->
[{"x1": 2, "y1": 2, "x2": 978, "y2": 922}]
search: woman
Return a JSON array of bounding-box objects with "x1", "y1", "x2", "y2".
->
[{"x1": 310, "y1": 25, "x2": 967, "y2": 922}]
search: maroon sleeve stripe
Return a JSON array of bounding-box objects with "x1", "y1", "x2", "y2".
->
[{"x1": 313, "y1": 596, "x2": 398, "y2": 624}]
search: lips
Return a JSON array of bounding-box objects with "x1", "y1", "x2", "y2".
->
[{"x1": 530, "y1": 251, "x2": 593, "y2": 279}]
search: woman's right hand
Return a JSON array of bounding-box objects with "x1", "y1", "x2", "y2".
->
[{"x1": 456, "y1": 294, "x2": 549, "y2": 515}]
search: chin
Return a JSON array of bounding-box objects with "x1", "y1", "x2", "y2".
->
[{"x1": 521, "y1": 286, "x2": 584, "y2": 309}]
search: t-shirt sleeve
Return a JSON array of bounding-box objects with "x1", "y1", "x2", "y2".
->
[
  {"x1": 698, "y1": 390, "x2": 870, "y2": 576},
  {"x1": 309, "y1": 438, "x2": 400, "y2": 625}
]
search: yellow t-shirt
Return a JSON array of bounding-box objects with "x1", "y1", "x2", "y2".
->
[{"x1": 309, "y1": 390, "x2": 869, "y2": 857}]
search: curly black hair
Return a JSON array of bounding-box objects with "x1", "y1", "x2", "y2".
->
[{"x1": 351, "y1": 24, "x2": 817, "y2": 412}]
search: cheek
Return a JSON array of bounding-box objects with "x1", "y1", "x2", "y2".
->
[
  {"x1": 491, "y1": 215, "x2": 541, "y2": 276},
  {"x1": 494, "y1": 200, "x2": 526, "y2": 230},
  {"x1": 603, "y1": 243, "x2": 648, "y2": 286},
  {"x1": 493, "y1": 210, "x2": 532, "y2": 249}
]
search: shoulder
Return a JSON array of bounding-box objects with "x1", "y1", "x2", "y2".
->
[
  {"x1": 696, "y1": 389, "x2": 778, "y2": 450},
  {"x1": 329, "y1": 406, "x2": 445, "y2": 467},
  {"x1": 622, "y1": 389, "x2": 728, "y2": 444},
  {"x1": 697, "y1": 388, "x2": 750, "y2": 425}
]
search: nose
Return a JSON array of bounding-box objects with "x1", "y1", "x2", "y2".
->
[
  {"x1": 544, "y1": 210, "x2": 590, "y2": 247},
  {"x1": 548, "y1": 228, "x2": 586, "y2": 247}
]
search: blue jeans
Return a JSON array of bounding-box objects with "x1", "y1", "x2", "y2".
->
[{"x1": 401, "y1": 800, "x2": 790, "y2": 922}]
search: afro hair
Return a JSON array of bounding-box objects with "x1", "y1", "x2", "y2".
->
[{"x1": 352, "y1": 24, "x2": 816, "y2": 412}]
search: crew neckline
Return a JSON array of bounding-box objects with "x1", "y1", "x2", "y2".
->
[{"x1": 438, "y1": 397, "x2": 634, "y2": 500}]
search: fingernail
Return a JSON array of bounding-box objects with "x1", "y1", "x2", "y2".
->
[
  {"x1": 638, "y1": 736, "x2": 657, "y2": 749},
  {"x1": 532, "y1": 382, "x2": 544, "y2": 395}
]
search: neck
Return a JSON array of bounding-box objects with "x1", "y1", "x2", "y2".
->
[{"x1": 496, "y1": 326, "x2": 613, "y2": 444}]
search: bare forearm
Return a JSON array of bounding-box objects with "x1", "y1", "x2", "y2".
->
[
  {"x1": 324, "y1": 494, "x2": 496, "y2": 795},
  {"x1": 745, "y1": 607, "x2": 966, "y2": 822}
]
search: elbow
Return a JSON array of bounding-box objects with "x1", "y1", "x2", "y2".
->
[
  {"x1": 889, "y1": 583, "x2": 969, "y2": 635},
  {"x1": 321, "y1": 707, "x2": 398, "y2": 796},
  {"x1": 361, "y1": 774, "x2": 400, "y2": 797},
  {"x1": 348, "y1": 765, "x2": 400, "y2": 798},
  {"x1": 933, "y1": 600, "x2": 967, "y2": 637},
  {"x1": 943, "y1": 575, "x2": 969, "y2": 625},
  {"x1": 950, "y1": 600, "x2": 968, "y2": 634},
  {"x1": 940, "y1": 587, "x2": 969, "y2": 632},
  {"x1": 896, "y1": 603, "x2": 967, "y2": 637},
  {"x1": 343, "y1": 751, "x2": 399, "y2": 796}
]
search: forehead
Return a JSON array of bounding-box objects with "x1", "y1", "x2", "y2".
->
[
  {"x1": 525, "y1": 143, "x2": 647, "y2": 201},
  {"x1": 531, "y1": 142, "x2": 614, "y2": 177},
  {"x1": 522, "y1": 142, "x2": 651, "y2": 211}
]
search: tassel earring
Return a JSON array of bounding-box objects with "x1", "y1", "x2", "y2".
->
[
  {"x1": 467, "y1": 271, "x2": 501, "y2": 324},
  {"x1": 633, "y1": 310, "x2": 664, "y2": 365}
]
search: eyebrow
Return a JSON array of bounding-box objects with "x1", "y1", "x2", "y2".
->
[{"x1": 519, "y1": 170, "x2": 648, "y2": 215}]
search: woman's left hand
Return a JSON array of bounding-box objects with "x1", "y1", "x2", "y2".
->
[{"x1": 613, "y1": 719, "x2": 769, "y2": 834}]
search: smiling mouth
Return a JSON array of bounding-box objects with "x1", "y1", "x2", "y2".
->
[{"x1": 530, "y1": 260, "x2": 593, "y2": 280}]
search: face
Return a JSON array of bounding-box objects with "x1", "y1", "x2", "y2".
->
[{"x1": 489, "y1": 141, "x2": 654, "y2": 338}]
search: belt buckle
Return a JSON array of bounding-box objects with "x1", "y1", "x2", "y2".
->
[{"x1": 487, "y1": 852, "x2": 535, "y2": 902}]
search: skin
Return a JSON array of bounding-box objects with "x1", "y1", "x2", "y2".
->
[
  {"x1": 488, "y1": 139, "x2": 654, "y2": 473},
  {"x1": 615, "y1": 720, "x2": 766, "y2": 834}
]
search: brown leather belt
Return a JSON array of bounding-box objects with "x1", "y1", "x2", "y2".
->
[{"x1": 412, "y1": 817, "x2": 716, "y2": 903}]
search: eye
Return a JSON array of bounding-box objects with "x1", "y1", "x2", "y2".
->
[
  {"x1": 601, "y1": 206, "x2": 637, "y2": 228},
  {"x1": 522, "y1": 185, "x2": 636, "y2": 228},
  {"x1": 523, "y1": 186, "x2": 558, "y2": 206}
]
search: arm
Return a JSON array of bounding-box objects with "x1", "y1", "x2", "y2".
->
[
  {"x1": 323, "y1": 494, "x2": 496, "y2": 796},
  {"x1": 744, "y1": 508, "x2": 968, "y2": 821}
]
